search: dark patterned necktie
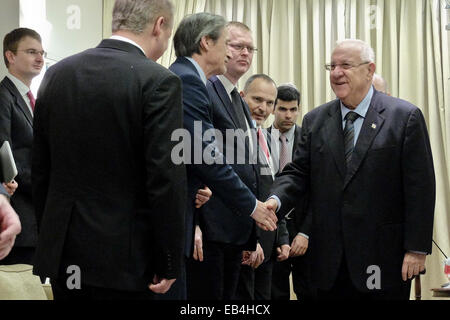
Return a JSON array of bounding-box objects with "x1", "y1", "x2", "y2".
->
[
  {"x1": 230, "y1": 88, "x2": 247, "y2": 130},
  {"x1": 343, "y1": 111, "x2": 360, "y2": 167}
]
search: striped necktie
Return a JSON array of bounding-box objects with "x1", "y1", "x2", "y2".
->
[{"x1": 343, "y1": 111, "x2": 360, "y2": 167}]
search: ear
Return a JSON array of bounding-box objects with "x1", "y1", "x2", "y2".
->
[
  {"x1": 4, "y1": 51, "x2": 15, "y2": 66},
  {"x1": 151, "y1": 16, "x2": 165, "y2": 37},
  {"x1": 199, "y1": 36, "x2": 210, "y2": 52},
  {"x1": 239, "y1": 91, "x2": 245, "y2": 98},
  {"x1": 368, "y1": 62, "x2": 376, "y2": 79}
]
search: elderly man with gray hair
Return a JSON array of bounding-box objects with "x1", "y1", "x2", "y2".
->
[
  {"x1": 169, "y1": 14, "x2": 278, "y2": 300},
  {"x1": 32, "y1": 0, "x2": 185, "y2": 300},
  {"x1": 266, "y1": 39, "x2": 435, "y2": 300}
]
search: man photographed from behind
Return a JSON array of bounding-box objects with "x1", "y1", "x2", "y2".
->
[
  {"x1": 266, "y1": 39, "x2": 435, "y2": 300},
  {"x1": 0, "y1": 28, "x2": 43, "y2": 265},
  {"x1": 32, "y1": 0, "x2": 186, "y2": 300},
  {"x1": 169, "y1": 15, "x2": 277, "y2": 301},
  {"x1": 235, "y1": 74, "x2": 290, "y2": 300},
  {"x1": 269, "y1": 84, "x2": 312, "y2": 300}
]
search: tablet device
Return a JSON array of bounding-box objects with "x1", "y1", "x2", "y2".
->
[{"x1": 0, "y1": 141, "x2": 18, "y2": 183}]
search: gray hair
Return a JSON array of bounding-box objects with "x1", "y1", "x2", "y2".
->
[
  {"x1": 243, "y1": 74, "x2": 277, "y2": 93},
  {"x1": 335, "y1": 39, "x2": 375, "y2": 63},
  {"x1": 112, "y1": 0, "x2": 174, "y2": 34},
  {"x1": 173, "y1": 13, "x2": 227, "y2": 57}
]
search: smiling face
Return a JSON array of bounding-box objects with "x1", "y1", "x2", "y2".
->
[
  {"x1": 329, "y1": 44, "x2": 375, "y2": 109},
  {"x1": 225, "y1": 26, "x2": 254, "y2": 84},
  {"x1": 242, "y1": 78, "x2": 277, "y2": 126},
  {"x1": 6, "y1": 36, "x2": 44, "y2": 83}
]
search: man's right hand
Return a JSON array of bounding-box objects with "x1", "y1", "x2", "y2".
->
[
  {"x1": 252, "y1": 200, "x2": 278, "y2": 231},
  {"x1": 193, "y1": 225, "x2": 203, "y2": 262},
  {"x1": 265, "y1": 198, "x2": 278, "y2": 214},
  {"x1": 149, "y1": 275, "x2": 176, "y2": 294}
]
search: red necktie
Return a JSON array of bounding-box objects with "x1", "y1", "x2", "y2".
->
[
  {"x1": 257, "y1": 128, "x2": 270, "y2": 161},
  {"x1": 27, "y1": 91, "x2": 35, "y2": 112}
]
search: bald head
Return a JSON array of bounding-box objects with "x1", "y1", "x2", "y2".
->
[{"x1": 372, "y1": 73, "x2": 389, "y2": 95}]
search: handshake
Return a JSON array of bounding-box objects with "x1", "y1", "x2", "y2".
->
[{"x1": 251, "y1": 198, "x2": 279, "y2": 231}]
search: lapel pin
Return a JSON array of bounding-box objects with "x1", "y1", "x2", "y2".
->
[{"x1": 371, "y1": 123, "x2": 377, "y2": 129}]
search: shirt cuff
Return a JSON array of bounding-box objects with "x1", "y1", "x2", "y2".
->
[
  {"x1": 409, "y1": 250, "x2": 427, "y2": 255},
  {"x1": 298, "y1": 233, "x2": 309, "y2": 240},
  {"x1": 268, "y1": 195, "x2": 281, "y2": 212},
  {"x1": 249, "y1": 199, "x2": 258, "y2": 217}
]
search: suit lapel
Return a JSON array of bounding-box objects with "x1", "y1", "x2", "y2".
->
[
  {"x1": 211, "y1": 76, "x2": 241, "y2": 129},
  {"x1": 2, "y1": 77, "x2": 33, "y2": 127},
  {"x1": 344, "y1": 98, "x2": 386, "y2": 189},
  {"x1": 242, "y1": 98, "x2": 255, "y2": 130},
  {"x1": 324, "y1": 101, "x2": 346, "y2": 180}
]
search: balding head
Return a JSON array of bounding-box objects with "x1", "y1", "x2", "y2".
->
[{"x1": 372, "y1": 73, "x2": 390, "y2": 95}]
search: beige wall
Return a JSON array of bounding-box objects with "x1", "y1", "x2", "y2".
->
[{"x1": 0, "y1": 0, "x2": 20, "y2": 78}]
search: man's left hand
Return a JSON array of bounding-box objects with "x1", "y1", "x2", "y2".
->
[
  {"x1": 402, "y1": 252, "x2": 426, "y2": 281},
  {"x1": 195, "y1": 186, "x2": 212, "y2": 208}
]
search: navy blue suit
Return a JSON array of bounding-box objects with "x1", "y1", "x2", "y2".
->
[{"x1": 169, "y1": 58, "x2": 257, "y2": 300}]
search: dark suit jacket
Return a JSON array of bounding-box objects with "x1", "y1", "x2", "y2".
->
[
  {"x1": 32, "y1": 39, "x2": 186, "y2": 291},
  {"x1": 0, "y1": 77, "x2": 37, "y2": 247},
  {"x1": 267, "y1": 125, "x2": 310, "y2": 244},
  {"x1": 195, "y1": 75, "x2": 258, "y2": 250},
  {"x1": 271, "y1": 90, "x2": 436, "y2": 292},
  {"x1": 256, "y1": 129, "x2": 289, "y2": 262},
  {"x1": 169, "y1": 58, "x2": 257, "y2": 255}
]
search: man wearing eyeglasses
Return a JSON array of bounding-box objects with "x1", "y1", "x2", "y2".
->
[
  {"x1": 265, "y1": 39, "x2": 435, "y2": 300},
  {"x1": 0, "y1": 28, "x2": 44, "y2": 266}
]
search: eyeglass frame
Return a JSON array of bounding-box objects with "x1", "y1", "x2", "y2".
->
[
  {"x1": 15, "y1": 49, "x2": 47, "y2": 58},
  {"x1": 324, "y1": 61, "x2": 370, "y2": 71},
  {"x1": 227, "y1": 43, "x2": 258, "y2": 54}
]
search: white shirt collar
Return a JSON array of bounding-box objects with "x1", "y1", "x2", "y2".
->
[
  {"x1": 273, "y1": 124, "x2": 296, "y2": 142},
  {"x1": 110, "y1": 35, "x2": 146, "y2": 56},
  {"x1": 6, "y1": 73, "x2": 30, "y2": 96},
  {"x1": 217, "y1": 75, "x2": 236, "y2": 96}
]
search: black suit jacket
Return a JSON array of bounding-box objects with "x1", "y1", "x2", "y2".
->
[
  {"x1": 0, "y1": 77, "x2": 37, "y2": 247},
  {"x1": 169, "y1": 58, "x2": 258, "y2": 255},
  {"x1": 267, "y1": 125, "x2": 310, "y2": 244},
  {"x1": 255, "y1": 128, "x2": 289, "y2": 262},
  {"x1": 271, "y1": 90, "x2": 435, "y2": 292},
  {"x1": 32, "y1": 39, "x2": 186, "y2": 291}
]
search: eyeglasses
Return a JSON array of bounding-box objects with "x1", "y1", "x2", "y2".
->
[
  {"x1": 227, "y1": 43, "x2": 257, "y2": 54},
  {"x1": 324, "y1": 61, "x2": 370, "y2": 71},
  {"x1": 17, "y1": 49, "x2": 47, "y2": 58}
]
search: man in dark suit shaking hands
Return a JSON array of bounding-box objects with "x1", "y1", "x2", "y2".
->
[
  {"x1": 266, "y1": 39, "x2": 435, "y2": 300},
  {"x1": 169, "y1": 15, "x2": 277, "y2": 300},
  {"x1": 32, "y1": 0, "x2": 186, "y2": 300},
  {"x1": 0, "y1": 28, "x2": 44, "y2": 265}
]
